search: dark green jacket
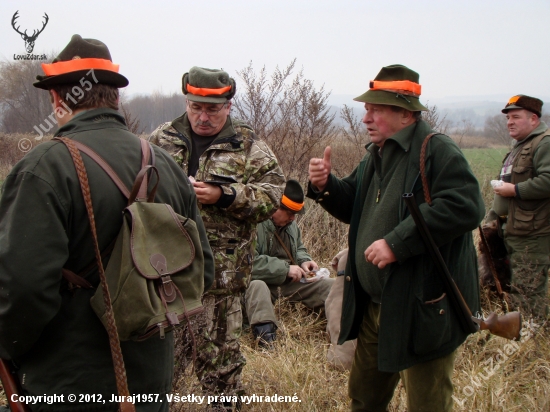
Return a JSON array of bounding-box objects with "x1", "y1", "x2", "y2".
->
[
  {"x1": 252, "y1": 219, "x2": 312, "y2": 285},
  {"x1": 0, "y1": 109, "x2": 214, "y2": 411},
  {"x1": 307, "y1": 120, "x2": 484, "y2": 372}
]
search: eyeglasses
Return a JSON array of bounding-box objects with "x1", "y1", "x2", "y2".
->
[{"x1": 187, "y1": 101, "x2": 227, "y2": 117}]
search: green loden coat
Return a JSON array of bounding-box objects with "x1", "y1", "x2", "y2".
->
[
  {"x1": 0, "y1": 108, "x2": 214, "y2": 411},
  {"x1": 307, "y1": 120, "x2": 485, "y2": 372}
]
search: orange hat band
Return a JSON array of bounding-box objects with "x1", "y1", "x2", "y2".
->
[
  {"x1": 42, "y1": 58, "x2": 120, "y2": 76},
  {"x1": 281, "y1": 195, "x2": 303, "y2": 212},
  {"x1": 186, "y1": 84, "x2": 232, "y2": 96},
  {"x1": 369, "y1": 80, "x2": 421, "y2": 97}
]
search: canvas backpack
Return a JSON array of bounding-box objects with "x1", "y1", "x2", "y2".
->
[{"x1": 58, "y1": 137, "x2": 205, "y2": 341}]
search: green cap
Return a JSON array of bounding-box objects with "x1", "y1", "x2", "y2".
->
[
  {"x1": 502, "y1": 94, "x2": 543, "y2": 117},
  {"x1": 353, "y1": 64, "x2": 428, "y2": 112},
  {"x1": 182, "y1": 66, "x2": 236, "y2": 104}
]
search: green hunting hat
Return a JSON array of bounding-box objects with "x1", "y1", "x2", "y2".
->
[
  {"x1": 182, "y1": 67, "x2": 236, "y2": 104},
  {"x1": 353, "y1": 64, "x2": 428, "y2": 112},
  {"x1": 502, "y1": 94, "x2": 543, "y2": 117},
  {"x1": 281, "y1": 179, "x2": 305, "y2": 215},
  {"x1": 33, "y1": 34, "x2": 128, "y2": 90}
]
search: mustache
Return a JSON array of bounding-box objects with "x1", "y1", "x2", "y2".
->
[{"x1": 195, "y1": 120, "x2": 214, "y2": 127}]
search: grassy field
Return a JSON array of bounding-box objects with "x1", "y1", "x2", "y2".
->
[{"x1": 1, "y1": 135, "x2": 549, "y2": 411}]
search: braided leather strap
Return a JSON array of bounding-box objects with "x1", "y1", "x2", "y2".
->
[
  {"x1": 57, "y1": 137, "x2": 135, "y2": 412},
  {"x1": 419, "y1": 133, "x2": 437, "y2": 206}
]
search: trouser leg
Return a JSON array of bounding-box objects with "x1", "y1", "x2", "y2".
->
[
  {"x1": 244, "y1": 280, "x2": 278, "y2": 326},
  {"x1": 349, "y1": 302, "x2": 399, "y2": 412},
  {"x1": 268, "y1": 278, "x2": 335, "y2": 309},
  {"x1": 400, "y1": 350, "x2": 456, "y2": 412},
  {"x1": 505, "y1": 234, "x2": 550, "y2": 320},
  {"x1": 196, "y1": 293, "x2": 245, "y2": 396},
  {"x1": 326, "y1": 276, "x2": 356, "y2": 370}
]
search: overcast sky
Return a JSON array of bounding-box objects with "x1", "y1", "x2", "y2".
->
[{"x1": 2, "y1": 0, "x2": 549, "y2": 108}]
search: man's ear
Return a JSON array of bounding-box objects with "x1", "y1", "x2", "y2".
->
[
  {"x1": 50, "y1": 90, "x2": 62, "y2": 109},
  {"x1": 401, "y1": 108, "x2": 414, "y2": 124}
]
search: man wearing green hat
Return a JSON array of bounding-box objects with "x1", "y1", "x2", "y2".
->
[
  {"x1": 0, "y1": 35, "x2": 214, "y2": 411},
  {"x1": 308, "y1": 64, "x2": 484, "y2": 411},
  {"x1": 244, "y1": 179, "x2": 334, "y2": 347},
  {"x1": 149, "y1": 67, "x2": 284, "y2": 404},
  {"x1": 488, "y1": 94, "x2": 550, "y2": 320}
]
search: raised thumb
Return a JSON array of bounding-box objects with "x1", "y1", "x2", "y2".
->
[{"x1": 324, "y1": 146, "x2": 332, "y2": 164}]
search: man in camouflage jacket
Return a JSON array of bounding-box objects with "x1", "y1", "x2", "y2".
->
[{"x1": 149, "y1": 66, "x2": 284, "y2": 402}]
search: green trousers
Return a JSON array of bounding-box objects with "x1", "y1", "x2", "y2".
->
[
  {"x1": 504, "y1": 233, "x2": 550, "y2": 320},
  {"x1": 349, "y1": 302, "x2": 456, "y2": 412},
  {"x1": 244, "y1": 278, "x2": 334, "y2": 326}
]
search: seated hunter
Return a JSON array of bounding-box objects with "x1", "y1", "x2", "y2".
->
[{"x1": 244, "y1": 179, "x2": 334, "y2": 346}]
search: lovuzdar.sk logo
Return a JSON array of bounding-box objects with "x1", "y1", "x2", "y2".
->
[{"x1": 11, "y1": 10, "x2": 48, "y2": 60}]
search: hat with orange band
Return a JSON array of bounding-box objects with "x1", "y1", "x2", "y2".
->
[
  {"x1": 33, "y1": 34, "x2": 128, "y2": 90},
  {"x1": 182, "y1": 67, "x2": 236, "y2": 104},
  {"x1": 353, "y1": 64, "x2": 428, "y2": 112},
  {"x1": 280, "y1": 179, "x2": 305, "y2": 215}
]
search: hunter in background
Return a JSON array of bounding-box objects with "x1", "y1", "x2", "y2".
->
[{"x1": 488, "y1": 95, "x2": 550, "y2": 320}]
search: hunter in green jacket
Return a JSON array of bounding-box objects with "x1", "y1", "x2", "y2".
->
[
  {"x1": 308, "y1": 65, "x2": 484, "y2": 411},
  {"x1": 0, "y1": 35, "x2": 214, "y2": 412},
  {"x1": 245, "y1": 180, "x2": 334, "y2": 346}
]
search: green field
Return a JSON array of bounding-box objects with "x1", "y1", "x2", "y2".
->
[{"x1": 463, "y1": 147, "x2": 509, "y2": 210}]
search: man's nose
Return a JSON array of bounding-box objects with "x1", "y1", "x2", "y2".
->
[
  {"x1": 362, "y1": 112, "x2": 370, "y2": 124},
  {"x1": 199, "y1": 111, "x2": 210, "y2": 121}
]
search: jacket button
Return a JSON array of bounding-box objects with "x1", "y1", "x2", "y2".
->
[
  {"x1": 324, "y1": 191, "x2": 329, "y2": 196},
  {"x1": 439, "y1": 309, "x2": 445, "y2": 315},
  {"x1": 346, "y1": 276, "x2": 351, "y2": 282}
]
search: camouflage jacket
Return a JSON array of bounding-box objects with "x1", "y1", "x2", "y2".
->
[{"x1": 150, "y1": 113, "x2": 285, "y2": 295}]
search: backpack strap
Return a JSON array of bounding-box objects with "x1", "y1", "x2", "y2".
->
[
  {"x1": 69, "y1": 138, "x2": 156, "y2": 203},
  {"x1": 56, "y1": 136, "x2": 136, "y2": 412}
]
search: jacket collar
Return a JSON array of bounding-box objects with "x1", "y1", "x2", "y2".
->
[{"x1": 55, "y1": 108, "x2": 127, "y2": 136}]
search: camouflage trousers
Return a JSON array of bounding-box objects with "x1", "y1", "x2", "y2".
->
[
  {"x1": 196, "y1": 293, "x2": 246, "y2": 396},
  {"x1": 505, "y1": 233, "x2": 550, "y2": 320}
]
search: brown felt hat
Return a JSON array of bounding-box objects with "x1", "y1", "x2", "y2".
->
[
  {"x1": 182, "y1": 67, "x2": 236, "y2": 104},
  {"x1": 33, "y1": 34, "x2": 128, "y2": 90},
  {"x1": 502, "y1": 95, "x2": 543, "y2": 117},
  {"x1": 280, "y1": 179, "x2": 305, "y2": 215},
  {"x1": 353, "y1": 64, "x2": 428, "y2": 112}
]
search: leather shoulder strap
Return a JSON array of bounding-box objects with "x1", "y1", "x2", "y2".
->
[
  {"x1": 420, "y1": 132, "x2": 437, "y2": 206},
  {"x1": 273, "y1": 230, "x2": 297, "y2": 266}
]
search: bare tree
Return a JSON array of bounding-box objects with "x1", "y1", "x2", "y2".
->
[
  {"x1": 484, "y1": 114, "x2": 511, "y2": 145},
  {"x1": 232, "y1": 60, "x2": 338, "y2": 181},
  {"x1": 423, "y1": 102, "x2": 451, "y2": 135},
  {"x1": 0, "y1": 59, "x2": 53, "y2": 134}
]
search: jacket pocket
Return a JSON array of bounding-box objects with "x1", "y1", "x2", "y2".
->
[
  {"x1": 413, "y1": 293, "x2": 452, "y2": 355},
  {"x1": 512, "y1": 201, "x2": 550, "y2": 232}
]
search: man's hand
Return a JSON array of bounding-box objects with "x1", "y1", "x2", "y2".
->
[
  {"x1": 308, "y1": 146, "x2": 332, "y2": 191},
  {"x1": 287, "y1": 265, "x2": 306, "y2": 283},
  {"x1": 493, "y1": 182, "x2": 516, "y2": 198},
  {"x1": 192, "y1": 181, "x2": 223, "y2": 204},
  {"x1": 365, "y1": 239, "x2": 396, "y2": 269},
  {"x1": 300, "y1": 261, "x2": 319, "y2": 273}
]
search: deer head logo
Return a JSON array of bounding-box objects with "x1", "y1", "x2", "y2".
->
[{"x1": 11, "y1": 11, "x2": 49, "y2": 54}]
